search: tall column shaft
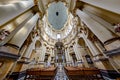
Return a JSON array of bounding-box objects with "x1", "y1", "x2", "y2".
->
[
  {"x1": 0, "y1": 0, "x2": 34, "y2": 26},
  {"x1": 70, "y1": 0, "x2": 76, "y2": 11},
  {"x1": 41, "y1": 45, "x2": 46, "y2": 62},
  {"x1": 67, "y1": 48, "x2": 72, "y2": 62},
  {"x1": 76, "y1": 9, "x2": 115, "y2": 43},
  {"x1": 38, "y1": 0, "x2": 45, "y2": 14},
  {"x1": 73, "y1": 44, "x2": 81, "y2": 60},
  {"x1": 65, "y1": 49, "x2": 69, "y2": 62},
  {"x1": 38, "y1": 47, "x2": 43, "y2": 62},
  {"x1": 8, "y1": 13, "x2": 39, "y2": 48},
  {"x1": 81, "y1": 34, "x2": 101, "y2": 56},
  {"x1": 23, "y1": 37, "x2": 36, "y2": 58}
]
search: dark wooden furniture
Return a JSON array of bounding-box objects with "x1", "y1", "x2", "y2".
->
[
  {"x1": 25, "y1": 67, "x2": 57, "y2": 80},
  {"x1": 64, "y1": 66, "x2": 104, "y2": 80}
]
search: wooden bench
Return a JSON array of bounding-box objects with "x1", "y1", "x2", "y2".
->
[
  {"x1": 25, "y1": 67, "x2": 57, "y2": 80},
  {"x1": 64, "y1": 66, "x2": 104, "y2": 80},
  {"x1": 64, "y1": 67, "x2": 84, "y2": 80},
  {"x1": 83, "y1": 68, "x2": 103, "y2": 80}
]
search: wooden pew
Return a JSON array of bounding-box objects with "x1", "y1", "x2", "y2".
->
[
  {"x1": 82, "y1": 68, "x2": 103, "y2": 80},
  {"x1": 64, "y1": 66, "x2": 104, "y2": 80},
  {"x1": 40, "y1": 67, "x2": 57, "y2": 80},
  {"x1": 64, "y1": 66, "x2": 84, "y2": 80},
  {"x1": 25, "y1": 67, "x2": 57, "y2": 80}
]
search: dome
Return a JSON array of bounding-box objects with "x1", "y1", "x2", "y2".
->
[{"x1": 48, "y1": 2, "x2": 68, "y2": 30}]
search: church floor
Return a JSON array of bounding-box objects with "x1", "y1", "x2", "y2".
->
[{"x1": 54, "y1": 64, "x2": 69, "y2": 80}]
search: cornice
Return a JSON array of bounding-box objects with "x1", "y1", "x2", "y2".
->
[{"x1": 104, "y1": 47, "x2": 120, "y2": 57}]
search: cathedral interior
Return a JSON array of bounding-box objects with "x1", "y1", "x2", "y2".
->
[{"x1": 0, "y1": 0, "x2": 120, "y2": 80}]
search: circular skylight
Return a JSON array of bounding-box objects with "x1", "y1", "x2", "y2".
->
[{"x1": 48, "y1": 2, "x2": 68, "y2": 30}]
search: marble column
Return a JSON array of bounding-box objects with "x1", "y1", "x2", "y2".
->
[
  {"x1": 76, "y1": 9, "x2": 115, "y2": 43},
  {"x1": 69, "y1": 0, "x2": 77, "y2": 12},
  {"x1": 65, "y1": 49, "x2": 69, "y2": 62},
  {"x1": 38, "y1": 0, "x2": 45, "y2": 14},
  {"x1": 73, "y1": 43, "x2": 82, "y2": 61},
  {"x1": 78, "y1": 46, "x2": 89, "y2": 67},
  {"x1": 51, "y1": 48, "x2": 54, "y2": 57},
  {"x1": 0, "y1": 0, "x2": 34, "y2": 26},
  {"x1": 37, "y1": 47, "x2": 43, "y2": 62},
  {"x1": 41, "y1": 45, "x2": 46, "y2": 62},
  {"x1": 23, "y1": 37, "x2": 36, "y2": 58},
  {"x1": 65, "y1": 48, "x2": 72, "y2": 66},
  {"x1": 37, "y1": 45, "x2": 46, "y2": 67},
  {"x1": 81, "y1": 33, "x2": 101, "y2": 56},
  {"x1": 8, "y1": 13, "x2": 39, "y2": 48},
  {"x1": 80, "y1": 33, "x2": 115, "y2": 69},
  {"x1": 36, "y1": 49, "x2": 41, "y2": 62}
]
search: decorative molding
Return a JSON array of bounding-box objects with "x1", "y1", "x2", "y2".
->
[
  {"x1": 38, "y1": 61, "x2": 45, "y2": 64},
  {"x1": 18, "y1": 61, "x2": 30, "y2": 64},
  {"x1": 21, "y1": 56, "x2": 29, "y2": 59},
  {"x1": 104, "y1": 47, "x2": 120, "y2": 56},
  {"x1": 0, "y1": 51, "x2": 20, "y2": 60},
  {"x1": 93, "y1": 58, "x2": 108, "y2": 62},
  {"x1": 104, "y1": 37, "x2": 120, "y2": 45},
  {"x1": 5, "y1": 43, "x2": 19, "y2": 49}
]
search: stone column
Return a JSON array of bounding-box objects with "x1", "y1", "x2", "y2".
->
[
  {"x1": 73, "y1": 43, "x2": 81, "y2": 61},
  {"x1": 76, "y1": 9, "x2": 115, "y2": 43},
  {"x1": 51, "y1": 48, "x2": 54, "y2": 57},
  {"x1": 0, "y1": 60, "x2": 14, "y2": 80},
  {"x1": 80, "y1": 33, "x2": 114, "y2": 69},
  {"x1": 37, "y1": 47, "x2": 43, "y2": 62},
  {"x1": 77, "y1": 9, "x2": 120, "y2": 70},
  {"x1": 65, "y1": 48, "x2": 69, "y2": 62},
  {"x1": 46, "y1": 48, "x2": 51, "y2": 65},
  {"x1": 65, "y1": 48, "x2": 72, "y2": 66},
  {"x1": 81, "y1": 34, "x2": 101, "y2": 56},
  {"x1": 69, "y1": 0, "x2": 77, "y2": 12},
  {"x1": 8, "y1": 13, "x2": 39, "y2": 48},
  {"x1": 78, "y1": 46, "x2": 89, "y2": 67},
  {"x1": 36, "y1": 49, "x2": 41, "y2": 62},
  {"x1": 68, "y1": 48, "x2": 73, "y2": 66},
  {"x1": 50, "y1": 48, "x2": 54, "y2": 67},
  {"x1": 37, "y1": 44, "x2": 46, "y2": 67},
  {"x1": 38, "y1": 0, "x2": 45, "y2": 14},
  {"x1": 23, "y1": 37, "x2": 36, "y2": 58},
  {"x1": 0, "y1": 0, "x2": 34, "y2": 26},
  {"x1": 24, "y1": 42, "x2": 34, "y2": 58},
  {"x1": 41, "y1": 45, "x2": 46, "y2": 62}
]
